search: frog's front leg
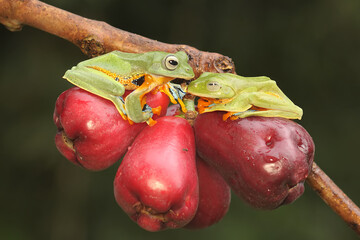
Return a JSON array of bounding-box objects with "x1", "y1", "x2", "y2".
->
[
  {"x1": 124, "y1": 87, "x2": 153, "y2": 124},
  {"x1": 63, "y1": 66, "x2": 127, "y2": 119},
  {"x1": 125, "y1": 74, "x2": 175, "y2": 125},
  {"x1": 158, "y1": 83, "x2": 187, "y2": 113}
]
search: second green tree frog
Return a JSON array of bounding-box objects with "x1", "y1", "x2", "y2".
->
[
  {"x1": 63, "y1": 51, "x2": 195, "y2": 125},
  {"x1": 187, "y1": 72, "x2": 303, "y2": 120}
]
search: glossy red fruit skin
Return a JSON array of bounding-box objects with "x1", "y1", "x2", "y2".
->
[
  {"x1": 113, "y1": 116, "x2": 198, "y2": 232},
  {"x1": 185, "y1": 156, "x2": 231, "y2": 229},
  {"x1": 194, "y1": 112, "x2": 315, "y2": 209},
  {"x1": 54, "y1": 87, "x2": 169, "y2": 171}
]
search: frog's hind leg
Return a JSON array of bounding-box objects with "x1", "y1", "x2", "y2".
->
[
  {"x1": 124, "y1": 82, "x2": 155, "y2": 124},
  {"x1": 107, "y1": 96, "x2": 128, "y2": 120},
  {"x1": 234, "y1": 109, "x2": 302, "y2": 119},
  {"x1": 63, "y1": 66, "x2": 127, "y2": 120},
  {"x1": 246, "y1": 91, "x2": 303, "y2": 119}
]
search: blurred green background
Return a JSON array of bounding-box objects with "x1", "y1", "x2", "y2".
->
[{"x1": 1, "y1": 0, "x2": 359, "y2": 239}]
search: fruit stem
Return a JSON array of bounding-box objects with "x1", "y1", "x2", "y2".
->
[
  {"x1": 183, "y1": 94, "x2": 196, "y2": 112},
  {"x1": 306, "y1": 162, "x2": 360, "y2": 235},
  {"x1": 183, "y1": 94, "x2": 198, "y2": 126}
]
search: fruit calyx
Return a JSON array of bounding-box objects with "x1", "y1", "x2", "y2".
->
[
  {"x1": 59, "y1": 130, "x2": 84, "y2": 167},
  {"x1": 60, "y1": 131, "x2": 74, "y2": 152},
  {"x1": 133, "y1": 202, "x2": 169, "y2": 223}
]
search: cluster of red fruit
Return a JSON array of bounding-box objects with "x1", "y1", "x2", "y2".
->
[{"x1": 54, "y1": 87, "x2": 315, "y2": 232}]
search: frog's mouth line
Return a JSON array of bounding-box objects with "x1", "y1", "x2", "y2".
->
[{"x1": 171, "y1": 78, "x2": 192, "y2": 85}]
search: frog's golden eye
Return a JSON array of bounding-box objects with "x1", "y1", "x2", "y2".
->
[
  {"x1": 163, "y1": 55, "x2": 179, "y2": 70},
  {"x1": 206, "y1": 81, "x2": 221, "y2": 91}
]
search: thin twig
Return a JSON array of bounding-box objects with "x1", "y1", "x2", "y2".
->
[
  {"x1": 306, "y1": 162, "x2": 360, "y2": 234},
  {"x1": 0, "y1": 0, "x2": 235, "y2": 77}
]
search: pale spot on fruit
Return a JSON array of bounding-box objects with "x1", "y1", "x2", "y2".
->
[
  {"x1": 86, "y1": 120, "x2": 95, "y2": 130},
  {"x1": 263, "y1": 162, "x2": 282, "y2": 175},
  {"x1": 147, "y1": 179, "x2": 167, "y2": 192}
]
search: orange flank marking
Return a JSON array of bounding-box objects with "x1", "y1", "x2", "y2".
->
[
  {"x1": 213, "y1": 98, "x2": 233, "y2": 105},
  {"x1": 87, "y1": 66, "x2": 144, "y2": 90},
  {"x1": 88, "y1": 66, "x2": 118, "y2": 78}
]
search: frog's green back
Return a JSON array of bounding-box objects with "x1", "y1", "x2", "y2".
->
[
  {"x1": 111, "y1": 51, "x2": 194, "y2": 79},
  {"x1": 78, "y1": 51, "x2": 133, "y2": 76},
  {"x1": 212, "y1": 73, "x2": 272, "y2": 90},
  {"x1": 204, "y1": 72, "x2": 293, "y2": 103},
  {"x1": 76, "y1": 50, "x2": 194, "y2": 80}
]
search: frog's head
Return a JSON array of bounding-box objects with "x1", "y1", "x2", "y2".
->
[
  {"x1": 146, "y1": 51, "x2": 195, "y2": 80},
  {"x1": 187, "y1": 72, "x2": 236, "y2": 98}
]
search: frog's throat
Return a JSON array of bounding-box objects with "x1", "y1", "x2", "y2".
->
[{"x1": 136, "y1": 74, "x2": 174, "y2": 104}]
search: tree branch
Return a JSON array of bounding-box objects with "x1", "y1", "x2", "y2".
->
[
  {"x1": 0, "y1": 0, "x2": 235, "y2": 77},
  {"x1": 306, "y1": 162, "x2": 360, "y2": 234},
  {"x1": 1, "y1": 0, "x2": 360, "y2": 236}
]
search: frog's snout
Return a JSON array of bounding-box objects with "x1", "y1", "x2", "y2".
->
[
  {"x1": 186, "y1": 67, "x2": 195, "y2": 77},
  {"x1": 186, "y1": 82, "x2": 196, "y2": 93}
]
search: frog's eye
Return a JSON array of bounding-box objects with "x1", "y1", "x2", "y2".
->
[
  {"x1": 163, "y1": 55, "x2": 179, "y2": 71},
  {"x1": 206, "y1": 81, "x2": 221, "y2": 91}
]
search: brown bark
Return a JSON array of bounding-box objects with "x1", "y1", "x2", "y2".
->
[
  {"x1": 307, "y1": 162, "x2": 360, "y2": 234},
  {"x1": 0, "y1": 0, "x2": 235, "y2": 77}
]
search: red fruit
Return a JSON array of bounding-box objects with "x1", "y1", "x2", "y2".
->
[
  {"x1": 194, "y1": 112, "x2": 314, "y2": 209},
  {"x1": 185, "y1": 156, "x2": 231, "y2": 229},
  {"x1": 54, "y1": 87, "x2": 169, "y2": 171},
  {"x1": 124, "y1": 90, "x2": 170, "y2": 118},
  {"x1": 143, "y1": 91, "x2": 170, "y2": 118},
  {"x1": 113, "y1": 116, "x2": 198, "y2": 232}
]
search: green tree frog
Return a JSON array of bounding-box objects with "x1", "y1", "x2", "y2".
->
[
  {"x1": 63, "y1": 51, "x2": 195, "y2": 125},
  {"x1": 187, "y1": 72, "x2": 303, "y2": 120}
]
